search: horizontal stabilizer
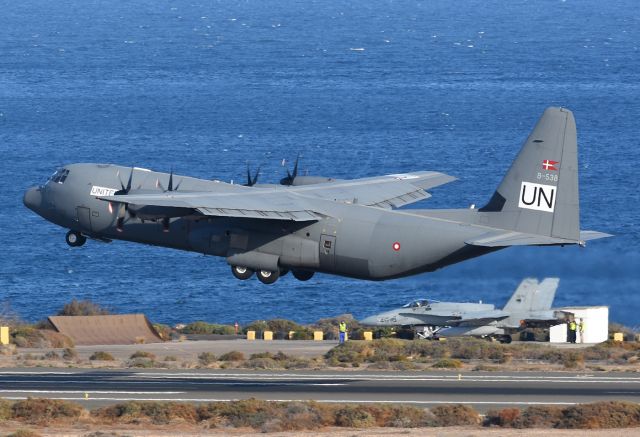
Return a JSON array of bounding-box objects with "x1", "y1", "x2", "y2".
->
[{"x1": 465, "y1": 229, "x2": 612, "y2": 247}]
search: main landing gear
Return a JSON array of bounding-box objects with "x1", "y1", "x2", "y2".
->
[
  {"x1": 230, "y1": 266, "x2": 315, "y2": 284},
  {"x1": 65, "y1": 230, "x2": 86, "y2": 247}
]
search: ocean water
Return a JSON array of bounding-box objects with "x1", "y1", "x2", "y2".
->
[{"x1": 1, "y1": 0, "x2": 638, "y2": 326}]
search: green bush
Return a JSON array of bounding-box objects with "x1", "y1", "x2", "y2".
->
[
  {"x1": 219, "y1": 351, "x2": 245, "y2": 361},
  {"x1": 89, "y1": 351, "x2": 115, "y2": 361},
  {"x1": 181, "y1": 321, "x2": 235, "y2": 335},
  {"x1": 12, "y1": 398, "x2": 83, "y2": 425}
]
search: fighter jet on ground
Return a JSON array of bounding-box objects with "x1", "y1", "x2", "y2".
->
[
  {"x1": 360, "y1": 278, "x2": 567, "y2": 343},
  {"x1": 24, "y1": 108, "x2": 610, "y2": 284}
]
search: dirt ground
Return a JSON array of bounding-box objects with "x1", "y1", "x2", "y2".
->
[{"x1": 2, "y1": 424, "x2": 640, "y2": 436}]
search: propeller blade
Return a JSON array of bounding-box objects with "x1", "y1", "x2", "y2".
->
[
  {"x1": 280, "y1": 154, "x2": 300, "y2": 186},
  {"x1": 292, "y1": 154, "x2": 299, "y2": 179},
  {"x1": 116, "y1": 167, "x2": 134, "y2": 195},
  {"x1": 251, "y1": 165, "x2": 261, "y2": 186},
  {"x1": 168, "y1": 168, "x2": 174, "y2": 192}
]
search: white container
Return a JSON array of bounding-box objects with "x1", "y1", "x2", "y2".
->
[{"x1": 549, "y1": 306, "x2": 608, "y2": 343}]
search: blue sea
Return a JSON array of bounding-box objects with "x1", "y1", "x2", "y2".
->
[{"x1": 1, "y1": 0, "x2": 638, "y2": 327}]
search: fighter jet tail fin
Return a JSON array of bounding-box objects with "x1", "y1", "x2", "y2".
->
[
  {"x1": 503, "y1": 278, "x2": 559, "y2": 313},
  {"x1": 479, "y1": 107, "x2": 581, "y2": 241}
]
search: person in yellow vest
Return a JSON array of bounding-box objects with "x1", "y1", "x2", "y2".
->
[
  {"x1": 339, "y1": 321, "x2": 347, "y2": 344},
  {"x1": 578, "y1": 318, "x2": 586, "y2": 343},
  {"x1": 568, "y1": 319, "x2": 577, "y2": 343}
]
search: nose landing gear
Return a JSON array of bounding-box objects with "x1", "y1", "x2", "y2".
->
[{"x1": 65, "y1": 230, "x2": 87, "y2": 247}]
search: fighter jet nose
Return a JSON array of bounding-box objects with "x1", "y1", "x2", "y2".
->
[
  {"x1": 23, "y1": 186, "x2": 42, "y2": 212},
  {"x1": 359, "y1": 316, "x2": 376, "y2": 325}
]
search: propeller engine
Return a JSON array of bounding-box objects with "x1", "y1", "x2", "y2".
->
[
  {"x1": 279, "y1": 154, "x2": 299, "y2": 186},
  {"x1": 244, "y1": 163, "x2": 261, "y2": 187},
  {"x1": 113, "y1": 168, "x2": 136, "y2": 232}
]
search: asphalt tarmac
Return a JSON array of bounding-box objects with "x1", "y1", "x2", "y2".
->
[{"x1": 2, "y1": 369, "x2": 639, "y2": 412}]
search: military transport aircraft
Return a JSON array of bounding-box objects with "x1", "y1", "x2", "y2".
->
[
  {"x1": 24, "y1": 107, "x2": 610, "y2": 284},
  {"x1": 360, "y1": 278, "x2": 567, "y2": 343}
]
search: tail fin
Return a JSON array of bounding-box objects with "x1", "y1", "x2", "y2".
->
[
  {"x1": 503, "y1": 278, "x2": 559, "y2": 312},
  {"x1": 480, "y1": 107, "x2": 579, "y2": 241}
]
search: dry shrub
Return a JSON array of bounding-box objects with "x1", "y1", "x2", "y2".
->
[
  {"x1": 219, "y1": 350, "x2": 245, "y2": 361},
  {"x1": 93, "y1": 401, "x2": 198, "y2": 425},
  {"x1": 58, "y1": 299, "x2": 110, "y2": 316},
  {"x1": 260, "y1": 401, "x2": 334, "y2": 432},
  {"x1": 130, "y1": 350, "x2": 156, "y2": 360},
  {"x1": 89, "y1": 351, "x2": 115, "y2": 361},
  {"x1": 558, "y1": 401, "x2": 640, "y2": 429},
  {"x1": 7, "y1": 430, "x2": 43, "y2": 437},
  {"x1": 513, "y1": 405, "x2": 564, "y2": 428},
  {"x1": 62, "y1": 348, "x2": 78, "y2": 360},
  {"x1": 0, "y1": 399, "x2": 12, "y2": 422},
  {"x1": 324, "y1": 341, "x2": 370, "y2": 365},
  {"x1": 431, "y1": 404, "x2": 480, "y2": 426},
  {"x1": 197, "y1": 399, "x2": 278, "y2": 428},
  {"x1": 12, "y1": 398, "x2": 83, "y2": 425},
  {"x1": 432, "y1": 358, "x2": 463, "y2": 369},
  {"x1": 357, "y1": 405, "x2": 434, "y2": 427},
  {"x1": 484, "y1": 408, "x2": 521, "y2": 427},
  {"x1": 247, "y1": 357, "x2": 280, "y2": 369},
  {"x1": 334, "y1": 406, "x2": 376, "y2": 427},
  {"x1": 562, "y1": 351, "x2": 585, "y2": 369},
  {"x1": 40, "y1": 330, "x2": 74, "y2": 348},
  {"x1": 197, "y1": 352, "x2": 216, "y2": 365}
]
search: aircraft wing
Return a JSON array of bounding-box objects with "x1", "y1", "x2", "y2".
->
[
  {"x1": 100, "y1": 190, "x2": 328, "y2": 221},
  {"x1": 290, "y1": 171, "x2": 456, "y2": 208},
  {"x1": 447, "y1": 312, "x2": 509, "y2": 327},
  {"x1": 100, "y1": 171, "x2": 456, "y2": 221}
]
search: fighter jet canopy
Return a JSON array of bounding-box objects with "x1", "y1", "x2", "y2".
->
[{"x1": 402, "y1": 299, "x2": 432, "y2": 308}]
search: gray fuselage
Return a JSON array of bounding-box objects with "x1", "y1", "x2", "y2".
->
[{"x1": 24, "y1": 163, "x2": 502, "y2": 281}]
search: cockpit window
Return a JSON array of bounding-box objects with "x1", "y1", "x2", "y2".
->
[
  {"x1": 403, "y1": 299, "x2": 430, "y2": 308},
  {"x1": 50, "y1": 169, "x2": 70, "y2": 184}
]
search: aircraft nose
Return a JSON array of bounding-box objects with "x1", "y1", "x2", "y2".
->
[
  {"x1": 23, "y1": 186, "x2": 42, "y2": 212},
  {"x1": 360, "y1": 315, "x2": 378, "y2": 325}
]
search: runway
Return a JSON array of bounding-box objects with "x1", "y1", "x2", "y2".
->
[{"x1": 2, "y1": 369, "x2": 640, "y2": 412}]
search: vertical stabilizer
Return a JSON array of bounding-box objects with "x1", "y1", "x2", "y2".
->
[
  {"x1": 503, "y1": 277, "x2": 559, "y2": 312},
  {"x1": 480, "y1": 108, "x2": 580, "y2": 240}
]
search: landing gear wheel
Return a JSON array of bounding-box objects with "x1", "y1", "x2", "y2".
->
[
  {"x1": 231, "y1": 265, "x2": 254, "y2": 280},
  {"x1": 257, "y1": 269, "x2": 280, "y2": 284},
  {"x1": 292, "y1": 270, "x2": 314, "y2": 281},
  {"x1": 65, "y1": 230, "x2": 86, "y2": 247},
  {"x1": 499, "y1": 335, "x2": 512, "y2": 344}
]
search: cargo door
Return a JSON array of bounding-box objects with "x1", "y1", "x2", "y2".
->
[
  {"x1": 76, "y1": 207, "x2": 92, "y2": 232},
  {"x1": 319, "y1": 234, "x2": 336, "y2": 270}
]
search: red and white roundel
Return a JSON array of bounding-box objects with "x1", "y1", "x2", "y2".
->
[{"x1": 392, "y1": 242, "x2": 401, "y2": 251}]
